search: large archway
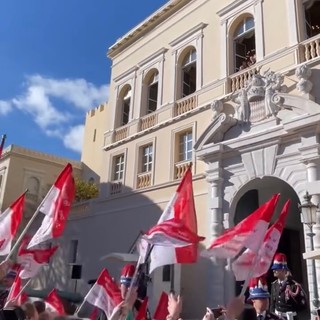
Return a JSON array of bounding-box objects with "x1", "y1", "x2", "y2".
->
[{"x1": 231, "y1": 176, "x2": 308, "y2": 295}]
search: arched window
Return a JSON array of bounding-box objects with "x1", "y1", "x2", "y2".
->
[
  {"x1": 233, "y1": 16, "x2": 256, "y2": 73},
  {"x1": 304, "y1": 0, "x2": 320, "y2": 38},
  {"x1": 145, "y1": 70, "x2": 159, "y2": 114},
  {"x1": 119, "y1": 86, "x2": 131, "y2": 126},
  {"x1": 181, "y1": 48, "x2": 197, "y2": 98}
]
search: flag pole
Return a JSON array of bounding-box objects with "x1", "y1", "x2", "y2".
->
[
  {"x1": 4, "y1": 278, "x2": 30, "y2": 308},
  {"x1": 5, "y1": 186, "x2": 52, "y2": 261},
  {"x1": 74, "y1": 281, "x2": 97, "y2": 317}
]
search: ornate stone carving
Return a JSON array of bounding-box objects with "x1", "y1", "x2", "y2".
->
[
  {"x1": 232, "y1": 88, "x2": 250, "y2": 123},
  {"x1": 211, "y1": 99, "x2": 223, "y2": 119},
  {"x1": 295, "y1": 64, "x2": 313, "y2": 96},
  {"x1": 232, "y1": 70, "x2": 285, "y2": 123}
]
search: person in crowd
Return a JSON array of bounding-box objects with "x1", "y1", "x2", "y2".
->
[
  {"x1": 248, "y1": 276, "x2": 282, "y2": 320},
  {"x1": 22, "y1": 302, "x2": 39, "y2": 320},
  {"x1": 270, "y1": 253, "x2": 307, "y2": 320},
  {"x1": 239, "y1": 61, "x2": 248, "y2": 71},
  {"x1": 0, "y1": 269, "x2": 17, "y2": 309},
  {"x1": 33, "y1": 300, "x2": 46, "y2": 316},
  {"x1": 166, "y1": 292, "x2": 182, "y2": 320}
]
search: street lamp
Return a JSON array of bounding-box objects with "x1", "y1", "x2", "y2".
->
[{"x1": 299, "y1": 191, "x2": 320, "y2": 310}]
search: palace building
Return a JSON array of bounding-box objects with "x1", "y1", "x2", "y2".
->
[{"x1": 56, "y1": 0, "x2": 320, "y2": 318}]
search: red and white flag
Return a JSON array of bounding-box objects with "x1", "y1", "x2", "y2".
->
[
  {"x1": 5, "y1": 274, "x2": 22, "y2": 307},
  {"x1": 153, "y1": 292, "x2": 169, "y2": 320},
  {"x1": 232, "y1": 200, "x2": 290, "y2": 280},
  {"x1": 149, "y1": 167, "x2": 199, "y2": 273},
  {"x1": 143, "y1": 218, "x2": 204, "y2": 247},
  {"x1": 84, "y1": 268, "x2": 123, "y2": 318},
  {"x1": 45, "y1": 289, "x2": 65, "y2": 315},
  {"x1": 28, "y1": 163, "x2": 75, "y2": 248},
  {"x1": 202, "y1": 194, "x2": 279, "y2": 259},
  {"x1": 0, "y1": 192, "x2": 25, "y2": 256},
  {"x1": 17, "y1": 239, "x2": 58, "y2": 279}
]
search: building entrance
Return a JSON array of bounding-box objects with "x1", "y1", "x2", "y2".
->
[{"x1": 232, "y1": 176, "x2": 307, "y2": 296}]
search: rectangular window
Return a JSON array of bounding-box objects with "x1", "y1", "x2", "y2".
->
[
  {"x1": 141, "y1": 144, "x2": 153, "y2": 173},
  {"x1": 69, "y1": 240, "x2": 78, "y2": 264},
  {"x1": 179, "y1": 131, "x2": 193, "y2": 161},
  {"x1": 113, "y1": 154, "x2": 125, "y2": 181},
  {"x1": 93, "y1": 129, "x2": 97, "y2": 142}
]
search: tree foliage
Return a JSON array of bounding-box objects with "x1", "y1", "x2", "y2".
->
[{"x1": 75, "y1": 179, "x2": 99, "y2": 202}]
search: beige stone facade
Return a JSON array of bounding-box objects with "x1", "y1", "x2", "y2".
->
[
  {"x1": 64, "y1": 0, "x2": 320, "y2": 318},
  {"x1": 0, "y1": 144, "x2": 81, "y2": 233}
]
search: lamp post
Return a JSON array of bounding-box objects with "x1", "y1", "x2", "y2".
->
[{"x1": 299, "y1": 192, "x2": 320, "y2": 310}]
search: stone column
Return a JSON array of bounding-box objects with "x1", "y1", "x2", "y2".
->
[{"x1": 206, "y1": 162, "x2": 225, "y2": 307}]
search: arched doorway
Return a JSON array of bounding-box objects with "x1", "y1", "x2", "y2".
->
[{"x1": 232, "y1": 176, "x2": 307, "y2": 296}]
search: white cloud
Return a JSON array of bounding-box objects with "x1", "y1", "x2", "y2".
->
[
  {"x1": 0, "y1": 101, "x2": 13, "y2": 115},
  {"x1": 27, "y1": 75, "x2": 109, "y2": 110},
  {"x1": 63, "y1": 125, "x2": 85, "y2": 153},
  {"x1": 0, "y1": 74, "x2": 108, "y2": 154}
]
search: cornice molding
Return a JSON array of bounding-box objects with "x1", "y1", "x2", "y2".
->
[
  {"x1": 2, "y1": 145, "x2": 82, "y2": 169},
  {"x1": 137, "y1": 47, "x2": 168, "y2": 69},
  {"x1": 113, "y1": 66, "x2": 138, "y2": 84},
  {"x1": 169, "y1": 22, "x2": 208, "y2": 48},
  {"x1": 107, "y1": 0, "x2": 192, "y2": 58}
]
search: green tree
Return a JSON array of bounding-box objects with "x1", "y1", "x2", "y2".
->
[{"x1": 75, "y1": 179, "x2": 99, "y2": 202}]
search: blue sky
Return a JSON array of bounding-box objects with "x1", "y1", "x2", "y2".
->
[{"x1": 0, "y1": 0, "x2": 167, "y2": 160}]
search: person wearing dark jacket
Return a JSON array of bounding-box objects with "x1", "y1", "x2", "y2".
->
[{"x1": 270, "y1": 253, "x2": 307, "y2": 320}]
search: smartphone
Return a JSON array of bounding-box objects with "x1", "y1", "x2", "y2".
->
[{"x1": 211, "y1": 308, "x2": 223, "y2": 318}]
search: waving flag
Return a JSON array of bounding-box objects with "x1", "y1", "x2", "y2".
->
[
  {"x1": 17, "y1": 239, "x2": 58, "y2": 279},
  {"x1": 143, "y1": 218, "x2": 204, "y2": 247},
  {"x1": 45, "y1": 289, "x2": 65, "y2": 315},
  {"x1": 0, "y1": 192, "x2": 25, "y2": 256},
  {"x1": 149, "y1": 167, "x2": 199, "y2": 273},
  {"x1": 28, "y1": 163, "x2": 75, "y2": 248},
  {"x1": 4, "y1": 274, "x2": 22, "y2": 307},
  {"x1": 202, "y1": 194, "x2": 279, "y2": 259},
  {"x1": 153, "y1": 292, "x2": 169, "y2": 320},
  {"x1": 232, "y1": 200, "x2": 290, "y2": 280},
  {"x1": 84, "y1": 268, "x2": 123, "y2": 318}
]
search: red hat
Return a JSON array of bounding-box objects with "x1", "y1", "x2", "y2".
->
[
  {"x1": 120, "y1": 264, "x2": 135, "y2": 287},
  {"x1": 271, "y1": 253, "x2": 289, "y2": 270},
  {"x1": 248, "y1": 276, "x2": 270, "y2": 300}
]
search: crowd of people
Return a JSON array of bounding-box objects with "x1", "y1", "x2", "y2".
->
[{"x1": 0, "y1": 253, "x2": 309, "y2": 320}]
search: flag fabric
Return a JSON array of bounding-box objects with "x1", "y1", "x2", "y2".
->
[
  {"x1": 84, "y1": 268, "x2": 123, "y2": 318},
  {"x1": 232, "y1": 200, "x2": 290, "y2": 280},
  {"x1": 0, "y1": 193, "x2": 25, "y2": 256},
  {"x1": 135, "y1": 297, "x2": 148, "y2": 320},
  {"x1": 143, "y1": 218, "x2": 205, "y2": 247},
  {"x1": 17, "y1": 239, "x2": 58, "y2": 279},
  {"x1": 45, "y1": 289, "x2": 65, "y2": 315},
  {"x1": 5, "y1": 274, "x2": 22, "y2": 307},
  {"x1": 27, "y1": 163, "x2": 75, "y2": 248},
  {"x1": 153, "y1": 292, "x2": 169, "y2": 320},
  {"x1": 202, "y1": 194, "x2": 279, "y2": 259},
  {"x1": 149, "y1": 167, "x2": 198, "y2": 273},
  {"x1": 0, "y1": 134, "x2": 6, "y2": 159},
  {"x1": 89, "y1": 307, "x2": 99, "y2": 320}
]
